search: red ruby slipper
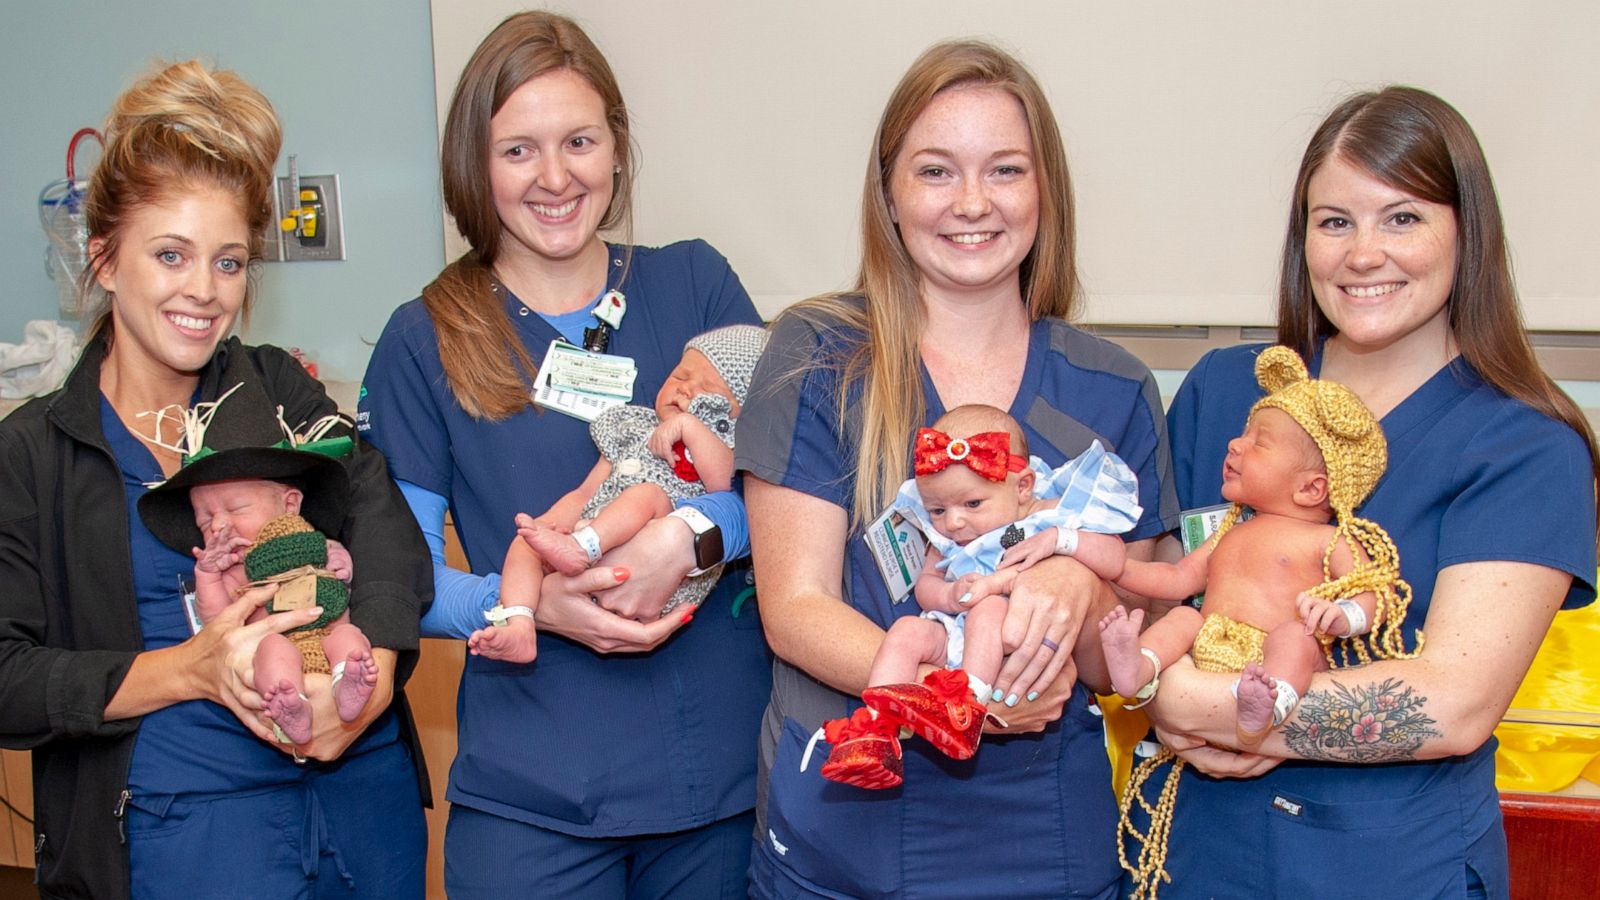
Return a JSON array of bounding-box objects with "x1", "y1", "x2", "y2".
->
[
  {"x1": 862, "y1": 668, "x2": 986, "y2": 760},
  {"x1": 819, "y1": 707, "x2": 904, "y2": 789}
]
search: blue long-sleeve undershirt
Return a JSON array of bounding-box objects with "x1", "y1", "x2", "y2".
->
[{"x1": 400, "y1": 479, "x2": 750, "y2": 641}]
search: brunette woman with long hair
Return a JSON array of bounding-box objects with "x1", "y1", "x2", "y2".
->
[
  {"x1": 358, "y1": 11, "x2": 768, "y2": 897},
  {"x1": 1139, "y1": 86, "x2": 1598, "y2": 898}
]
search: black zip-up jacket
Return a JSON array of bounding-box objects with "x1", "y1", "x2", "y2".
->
[{"x1": 0, "y1": 337, "x2": 431, "y2": 899}]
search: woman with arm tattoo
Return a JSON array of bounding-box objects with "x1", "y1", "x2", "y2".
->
[{"x1": 1133, "y1": 87, "x2": 1599, "y2": 898}]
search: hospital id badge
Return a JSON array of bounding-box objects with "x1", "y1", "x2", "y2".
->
[
  {"x1": 863, "y1": 506, "x2": 927, "y2": 604},
  {"x1": 533, "y1": 340, "x2": 637, "y2": 422},
  {"x1": 1178, "y1": 503, "x2": 1252, "y2": 608}
]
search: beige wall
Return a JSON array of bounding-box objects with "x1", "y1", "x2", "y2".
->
[{"x1": 431, "y1": 2, "x2": 1600, "y2": 330}]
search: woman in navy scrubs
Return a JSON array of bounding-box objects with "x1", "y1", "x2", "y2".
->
[
  {"x1": 0, "y1": 61, "x2": 429, "y2": 899},
  {"x1": 1139, "y1": 87, "x2": 1599, "y2": 898},
  {"x1": 358, "y1": 11, "x2": 769, "y2": 898},
  {"x1": 736, "y1": 41, "x2": 1179, "y2": 898}
]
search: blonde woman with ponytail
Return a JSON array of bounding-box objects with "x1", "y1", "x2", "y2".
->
[
  {"x1": 358, "y1": 11, "x2": 768, "y2": 898},
  {"x1": 735, "y1": 40, "x2": 1179, "y2": 898},
  {"x1": 0, "y1": 60, "x2": 429, "y2": 899}
]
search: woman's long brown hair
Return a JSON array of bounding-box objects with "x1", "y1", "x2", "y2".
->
[
  {"x1": 425, "y1": 11, "x2": 634, "y2": 419},
  {"x1": 1278, "y1": 86, "x2": 1600, "y2": 534}
]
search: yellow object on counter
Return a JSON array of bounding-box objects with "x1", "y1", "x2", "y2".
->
[{"x1": 1495, "y1": 600, "x2": 1600, "y2": 794}]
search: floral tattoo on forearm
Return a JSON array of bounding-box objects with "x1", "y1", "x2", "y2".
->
[{"x1": 1282, "y1": 678, "x2": 1440, "y2": 762}]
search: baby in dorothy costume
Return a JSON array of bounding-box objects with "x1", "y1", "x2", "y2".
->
[{"x1": 814, "y1": 403, "x2": 1142, "y2": 789}]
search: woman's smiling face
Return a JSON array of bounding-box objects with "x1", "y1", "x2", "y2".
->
[
  {"x1": 887, "y1": 84, "x2": 1040, "y2": 305},
  {"x1": 1304, "y1": 154, "x2": 1459, "y2": 353},
  {"x1": 92, "y1": 185, "x2": 251, "y2": 379}
]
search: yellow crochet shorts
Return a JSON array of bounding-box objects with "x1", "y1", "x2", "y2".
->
[{"x1": 1191, "y1": 614, "x2": 1267, "y2": 673}]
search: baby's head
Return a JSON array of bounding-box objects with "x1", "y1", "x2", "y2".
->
[
  {"x1": 1226, "y1": 346, "x2": 1385, "y2": 520},
  {"x1": 189, "y1": 477, "x2": 303, "y2": 546},
  {"x1": 913, "y1": 405, "x2": 1034, "y2": 545},
  {"x1": 655, "y1": 324, "x2": 769, "y2": 419}
]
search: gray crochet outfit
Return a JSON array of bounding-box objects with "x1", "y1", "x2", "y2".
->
[{"x1": 583, "y1": 392, "x2": 737, "y2": 612}]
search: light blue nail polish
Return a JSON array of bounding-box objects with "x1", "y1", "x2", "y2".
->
[
  {"x1": 1027, "y1": 691, "x2": 1039, "y2": 702},
  {"x1": 1005, "y1": 693, "x2": 1019, "y2": 707},
  {"x1": 958, "y1": 592, "x2": 972, "y2": 605},
  {"x1": 992, "y1": 688, "x2": 1004, "y2": 702}
]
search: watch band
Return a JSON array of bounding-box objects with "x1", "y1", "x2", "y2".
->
[{"x1": 668, "y1": 506, "x2": 723, "y2": 576}]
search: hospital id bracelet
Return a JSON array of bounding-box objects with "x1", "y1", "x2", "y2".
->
[
  {"x1": 484, "y1": 605, "x2": 534, "y2": 628},
  {"x1": 1125, "y1": 648, "x2": 1164, "y2": 710}
]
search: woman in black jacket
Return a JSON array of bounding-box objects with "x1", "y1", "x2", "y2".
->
[{"x1": 0, "y1": 60, "x2": 431, "y2": 899}]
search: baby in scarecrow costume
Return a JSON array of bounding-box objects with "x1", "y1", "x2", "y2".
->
[
  {"x1": 139, "y1": 386, "x2": 377, "y2": 745},
  {"x1": 1084, "y1": 346, "x2": 1422, "y2": 898}
]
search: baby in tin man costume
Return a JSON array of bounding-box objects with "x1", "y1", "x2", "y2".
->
[{"x1": 470, "y1": 324, "x2": 769, "y2": 664}]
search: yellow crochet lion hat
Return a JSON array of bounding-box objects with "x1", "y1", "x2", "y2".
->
[
  {"x1": 1250, "y1": 346, "x2": 1386, "y2": 518},
  {"x1": 1219, "y1": 346, "x2": 1422, "y2": 665}
]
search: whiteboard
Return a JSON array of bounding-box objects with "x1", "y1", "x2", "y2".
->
[{"x1": 431, "y1": 1, "x2": 1600, "y2": 329}]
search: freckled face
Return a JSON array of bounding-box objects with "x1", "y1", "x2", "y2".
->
[
  {"x1": 92, "y1": 186, "x2": 251, "y2": 379},
  {"x1": 916, "y1": 464, "x2": 1027, "y2": 545},
  {"x1": 654, "y1": 349, "x2": 736, "y2": 418},
  {"x1": 887, "y1": 85, "x2": 1040, "y2": 304},
  {"x1": 488, "y1": 69, "x2": 617, "y2": 267},
  {"x1": 1304, "y1": 154, "x2": 1459, "y2": 354}
]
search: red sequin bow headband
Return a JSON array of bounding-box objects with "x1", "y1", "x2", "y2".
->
[{"x1": 913, "y1": 428, "x2": 1027, "y2": 481}]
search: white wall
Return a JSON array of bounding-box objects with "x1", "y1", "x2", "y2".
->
[{"x1": 432, "y1": 1, "x2": 1600, "y2": 329}]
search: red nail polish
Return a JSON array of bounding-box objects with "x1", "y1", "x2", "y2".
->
[
  {"x1": 681, "y1": 612, "x2": 694, "y2": 624},
  {"x1": 612, "y1": 567, "x2": 630, "y2": 581}
]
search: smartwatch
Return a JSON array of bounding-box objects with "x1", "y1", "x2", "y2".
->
[{"x1": 668, "y1": 506, "x2": 724, "y2": 576}]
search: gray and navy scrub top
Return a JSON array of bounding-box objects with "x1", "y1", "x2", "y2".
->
[{"x1": 735, "y1": 299, "x2": 1180, "y2": 899}]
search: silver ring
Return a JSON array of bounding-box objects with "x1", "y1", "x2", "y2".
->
[
  {"x1": 292, "y1": 751, "x2": 307, "y2": 765},
  {"x1": 590, "y1": 595, "x2": 601, "y2": 604},
  {"x1": 1041, "y1": 637, "x2": 1060, "y2": 652}
]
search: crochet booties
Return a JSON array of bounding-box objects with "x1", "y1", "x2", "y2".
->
[
  {"x1": 862, "y1": 668, "x2": 987, "y2": 760},
  {"x1": 819, "y1": 708, "x2": 904, "y2": 789}
]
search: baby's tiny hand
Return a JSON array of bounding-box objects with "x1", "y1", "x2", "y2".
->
[
  {"x1": 998, "y1": 529, "x2": 1057, "y2": 572},
  {"x1": 325, "y1": 540, "x2": 354, "y2": 583},
  {"x1": 963, "y1": 569, "x2": 1017, "y2": 607},
  {"x1": 1296, "y1": 592, "x2": 1348, "y2": 636},
  {"x1": 647, "y1": 414, "x2": 687, "y2": 462},
  {"x1": 193, "y1": 535, "x2": 250, "y2": 574}
]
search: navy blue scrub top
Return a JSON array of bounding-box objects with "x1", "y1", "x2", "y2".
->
[
  {"x1": 734, "y1": 302, "x2": 1180, "y2": 899},
  {"x1": 358, "y1": 240, "x2": 770, "y2": 836},
  {"x1": 1146, "y1": 343, "x2": 1596, "y2": 898},
  {"x1": 101, "y1": 396, "x2": 398, "y2": 801}
]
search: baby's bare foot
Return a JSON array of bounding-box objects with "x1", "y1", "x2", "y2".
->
[
  {"x1": 1098, "y1": 606, "x2": 1149, "y2": 698},
  {"x1": 468, "y1": 618, "x2": 539, "y2": 664},
  {"x1": 333, "y1": 650, "x2": 378, "y2": 722},
  {"x1": 1235, "y1": 663, "x2": 1278, "y2": 745},
  {"x1": 524, "y1": 526, "x2": 591, "y2": 577},
  {"x1": 263, "y1": 678, "x2": 312, "y2": 744}
]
